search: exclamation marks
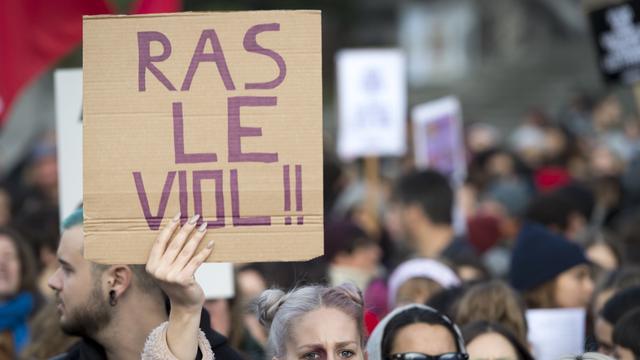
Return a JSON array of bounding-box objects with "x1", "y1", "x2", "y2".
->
[
  {"x1": 295, "y1": 165, "x2": 303, "y2": 225},
  {"x1": 283, "y1": 164, "x2": 303, "y2": 225}
]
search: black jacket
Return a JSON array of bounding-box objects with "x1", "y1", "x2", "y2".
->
[{"x1": 49, "y1": 309, "x2": 242, "y2": 360}]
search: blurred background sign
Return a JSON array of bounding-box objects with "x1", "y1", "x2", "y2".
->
[
  {"x1": 54, "y1": 69, "x2": 83, "y2": 225},
  {"x1": 336, "y1": 49, "x2": 407, "y2": 161},
  {"x1": 412, "y1": 96, "x2": 466, "y2": 185},
  {"x1": 399, "y1": 0, "x2": 476, "y2": 87},
  {"x1": 588, "y1": 0, "x2": 640, "y2": 85}
]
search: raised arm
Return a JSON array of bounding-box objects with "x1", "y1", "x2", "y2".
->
[{"x1": 145, "y1": 213, "x2": 214, "y2": 360}]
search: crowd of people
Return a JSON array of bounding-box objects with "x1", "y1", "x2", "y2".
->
[{"x1": 2, "y1": 91, "x2": 640, "y2": 359}]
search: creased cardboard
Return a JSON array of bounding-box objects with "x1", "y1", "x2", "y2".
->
[{"x1": 83, "y1": 11, "x2": 323, "y2": 264}]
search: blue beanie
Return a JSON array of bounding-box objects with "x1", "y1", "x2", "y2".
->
[{"x1": 509, "y1": 222, "x2": 589, "y2": 291}]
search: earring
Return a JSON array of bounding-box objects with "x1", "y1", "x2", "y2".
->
[{"x1": 109, "y1": 290, "x2": 118, "y2": 306}]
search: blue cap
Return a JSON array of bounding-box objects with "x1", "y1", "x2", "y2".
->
[{"x1": 509, "y1": 222, "x2": 589, "y2": 291}]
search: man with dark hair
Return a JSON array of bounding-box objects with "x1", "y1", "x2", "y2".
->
[
  {"x1": 394, "y1": 170, "x2": 474, "y2": 262},
  {"x1": 48, "y1": 209, "x2": 241, "y2": 359}
]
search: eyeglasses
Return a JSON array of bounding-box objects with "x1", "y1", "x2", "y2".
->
[{"x1": 389, "y1": 353, "x2": 469, "y2": 360}]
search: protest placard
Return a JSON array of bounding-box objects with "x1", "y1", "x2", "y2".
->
[
  {"x1": 587, "y1": 0, "x2": 640, "y2": 85},
  {"x1": 56, "y1": 69, "x2": 235, "y2": 297},
  {"x1": 399, "y1": 1, "x2": 474, "y2": 87},
  {"x1": 412, "y1": 96, "x2": 466, "y2": 185},
  {"x1": 336, "y1": 49, "x2": 407, "y2": 161},
  {"x1": 526, "y1": 308, "x2": 585, "y2": 360},
  {"x1": 83, "y1": 11, "x2": 323, "y2": 264},
  {"x1": 55, "y1": 69, "x2": 84, "y2": 224}
]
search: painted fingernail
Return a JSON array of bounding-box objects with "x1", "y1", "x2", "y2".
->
[
  {"x1": 198, "y1": 222, "x2": 208, "y2": 232},
  {"x1": 206, "y1": 240, "x2": 214, "y2": 249},
  {"x1": 172, "y1": 212, "x2": 181, "y2": 222},
  {"x1": 188, "y1": 214, "x2": 200, "y2": 225}
]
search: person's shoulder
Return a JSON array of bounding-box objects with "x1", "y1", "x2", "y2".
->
[
  {"x1": 48, "y1": 354, "x2": 70, "y2": 360},
  {"x1": 49, "y1": 338, "x2": 106, "y2": 360}
]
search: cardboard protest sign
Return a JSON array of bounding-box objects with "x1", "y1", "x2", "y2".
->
[
  {"x1": 526, "y1": 308, "x2": 585, "y2": 360},
  {"x1": 83, "y1": 11, "x2": 323, "y2": 264},
  {"x1": 336, "y1": 49, "x2": 407, "y2": 160},
  {"x1": 56, "y1": 68, "x2": 236, "y2": 296},
  {"x1": 588, "y1": 0, "x2": 640, "y2": 84},
  {"x1": 412, "y1": 96, "x2": 466, "y2": 185},
  {"x1": 55, "y1": 69, "x2": 84, "y2": 224}
]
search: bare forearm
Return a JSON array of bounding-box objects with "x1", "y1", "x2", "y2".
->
[{"x1": 166, "y1": 306, "x2": 202, "y2": 360}]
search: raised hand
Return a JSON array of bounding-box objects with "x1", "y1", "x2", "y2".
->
[{"x1": 146, "y1": 213, "x2": 214, "y2": 359}]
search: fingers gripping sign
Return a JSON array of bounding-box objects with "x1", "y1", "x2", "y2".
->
[
  {"x1": 146, "y1": 212, "x2": 215, "y2": 360},
  {"x1": 147, "y1": 212, "x2": 214, "y2": 311}
]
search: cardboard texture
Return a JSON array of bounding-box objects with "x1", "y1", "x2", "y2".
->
[
  {"x1": 83, "y1": 11, "x2": 323, "y2": 264},
  {"x1": 59, "y1": 69, "x2": 236, "y2": 295}
]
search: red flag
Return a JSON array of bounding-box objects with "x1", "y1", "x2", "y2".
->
[
  {"x1": 0, "y1": 0, "x2": 112, "y2": 127},
  {"x1": 130, "y1": 0, "x2": 182, "y2": 14}
]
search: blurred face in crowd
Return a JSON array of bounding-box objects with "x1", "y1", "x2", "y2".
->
[
  {"x1": 399, "y1": 204, "x2": 425, "y2": 242},
  {"x1": 384, "y1": 201, "x2": 407, "y2": 244},
  {"x1": 238, "y1": 268, "x2": 267, "y2": 300},
  {"x1": 593, "y1": 96, "x2": 622, "y2": 130},
  {"x1": 390, "y1": 323, "x2": 457, "y2": 358},
  {"x1": 466, "y1": 332, "x2": 518, "y2": 360},
  {"x1": 595, "y1": 316, "x2": 614, "y2": 356},
  {"x1": 590, "y1": 146, "x2": 622, "y2": 177},
  {"x1": 204, "y1": 299, "x2": 231, "y2": 337},
  {"x1": 487, "y1": 152, "x2": 515, "y2": 179},
  {"x1": 48, "y1": 226, "x2": 112, "y2": 337},
  {"x1": 283, "y1": 307, "x2": 364, "y2": 360},
  {"x1": 334, "y1": 242, "x2": 381, "y2": 276},
  {"x1": 0, "y1": 235, "x2": 20, "y2": 300},
  {"x1": 554, "y1": 264, "x2": 593, "y2": 308}
]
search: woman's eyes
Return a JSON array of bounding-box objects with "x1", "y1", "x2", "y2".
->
[
  {"x1": 339, "y1": 350, "x2": 355, "y2": 358},
  {"x1": 300, "y1": 350, "x2": 355, "y2": 359}
]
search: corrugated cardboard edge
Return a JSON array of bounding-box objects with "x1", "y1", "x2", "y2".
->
[{"x1": 83, "y1": 10, "x2": 321, "y2": 21}]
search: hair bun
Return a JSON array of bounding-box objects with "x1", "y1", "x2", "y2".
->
[{"x1": 255, "y1": 288, "x2": 287, "y2": 329}]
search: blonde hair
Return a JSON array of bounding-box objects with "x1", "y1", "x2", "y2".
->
[
  {"x1": 456, "y1": 280, "x2": 528, "y2": 345},
  {"x1": 395, "y1": 278, "x2": 443, "y2": 306}
]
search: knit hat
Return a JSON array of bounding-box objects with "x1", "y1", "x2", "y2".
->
[
  {"x1": 388, "y1": 258, "x2": 460, "y2": 307},
  {"x1": 600, "y1": 285, "x2": 640, "y2": 325},
  {"x1": 509, "y1": 222, "x2": 589, "y2": 291}
]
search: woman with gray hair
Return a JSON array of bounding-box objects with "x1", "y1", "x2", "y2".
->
[{"x1": 254, "y1": 284, "x2": 367, "y2": 359}]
